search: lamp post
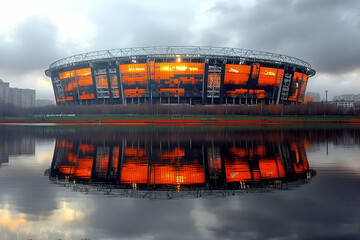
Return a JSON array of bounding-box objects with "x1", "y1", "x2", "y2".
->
[{"x1": 325, "y1": 90, "x2": 328, "y2": 103}]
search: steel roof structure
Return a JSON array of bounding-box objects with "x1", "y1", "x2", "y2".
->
[{"x1": 47, "y1": 46, "x2": 315, "y2": 75}]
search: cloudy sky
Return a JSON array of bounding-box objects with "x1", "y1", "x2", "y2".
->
[{"x1": 0, "y1": 0, "x2": 359, "y2": 100}]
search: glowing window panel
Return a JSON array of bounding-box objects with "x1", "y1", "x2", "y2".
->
[
  {"x1": 59, "y1": 68, "x2": 94, "y2": 100},
  {"x1": 224, "y1": 64, "x2": 251, "y2": 85},
  {"x1": 120, "y1": 146, "x2": 149, "y2": 184},
  {"x1": 152, "y1": 164, "x2": 204, "y2": 185},
  {"x1": 251, "y1": 64, "x2": 260, "y2": 79},
  {"x1": 57, "y1": 142, "x2": 94, "y2": 179},
  {"x1": 120, "y1": 64, "x2": 148, "y2": 98},
  {"x1": 258, "y1": 156, "x2": 285, "y2": 179},
  {"x1": 123, "y1": 88, "x2": 146, "y2": 98},
  {"x1": 225, "y1": 158, "x2": 252, "y2": 182},
  {"x1": 153, "y1": 62, "x2": 204, "y2": 97},
  {"x1": 257, "y1": 67, "x2": 284, "y2": 87},
  {"x1": 288, "y1": 72, "x2": 308, "y2": 102}
]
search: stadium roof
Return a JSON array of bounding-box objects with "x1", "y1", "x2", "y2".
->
[{"x1": 47, "y1": 46, "x2": 314, "y2": 74}]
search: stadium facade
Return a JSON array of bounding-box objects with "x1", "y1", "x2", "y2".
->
[{"x1": 45, "y1": 46, "x2": 316, "y2": 105}]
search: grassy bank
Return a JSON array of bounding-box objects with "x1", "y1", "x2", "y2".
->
[{"x1": 1, "y1": 115, "x2": 359, "y2": 124}]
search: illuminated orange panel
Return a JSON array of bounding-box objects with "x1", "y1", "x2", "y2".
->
[
  {"x1": 123, "y1": 88, "x2": 146, "y2": 98},
  {"x1": 152, "y1": 164, "x2": 204, "y2": 185},
  {"x1": 153, "y1": 62, "x2": 204, "y2": 97},
  {"x1": 224, "y1": 64, "x2": 251, "y2": 85},
  {"x1": 74, "y1": 156, "x2": 93, "y2": 179},
  {"x1": 251, "y1": 64, "x2": 260, "y2": 79},
  {"x1": 111, "y1": 147, "x2": 120, "y2": 171},
  {"x1": 299, "y1": 74, "x2": 308, "y2": 102},
  {"x1": 258, "y1": 67, "x2": 284, "y2": 87},
  {"x1": 225, "y1": 158, "x2": 252, "y2": 182},
  {"x1": 59, "y1": 68, "x2": 95, "y2": 100},
  {"x1": 159, "y1": 88, "x2": 185, "y2": 97},
  {"x1": 227, "y1": 89, "x2": 248, "y2": 97},
  {"x1": 292, "y1": 142, "x2": 309, "y2": 173},
  {"x1": 120, "y1": 64, "x2": 148, "y2": 98},
  {"x1": 120, "y1": 146, "x2": 149, "y2": 183},
  {"x1": 288, "y1": 72, "x2": 308, "y2": 102},
  {"x1": 258, "y1": 157, "x2": 284, "y2": 179},
  {"x1": 120, "y1": 162, "x2": 148, "y2": 183},
  {"x1": 158, "y1": 148, "x2": 185, "y2": 161}
]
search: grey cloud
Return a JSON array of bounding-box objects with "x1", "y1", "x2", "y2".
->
[
  {"x1": 84, "y1": 1, "x2": 197, "y2": 49},
  {"x1": 204, "y1": 172, "x2": 360, "y2": 240},
  {"x1": 198, "y1": 0, "x2": 360, "y2": 74},
  {"x1": 0, "y1": 16, "x2": 65, "y2": 73}
]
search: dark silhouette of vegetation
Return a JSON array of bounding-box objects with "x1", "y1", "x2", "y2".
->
[{"x1": 1, "y1": 100, "x2": 359, "y2": 118}]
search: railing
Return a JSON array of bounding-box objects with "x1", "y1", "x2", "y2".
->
[{"x1": 48, "y1": 46, "x2": 313, "y2": 70}]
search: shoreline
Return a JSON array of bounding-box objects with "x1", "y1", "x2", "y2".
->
[{"x1": 1, "y1": 116, "x2": 360, "y2": 125}]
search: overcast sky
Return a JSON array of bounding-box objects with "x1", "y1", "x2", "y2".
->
[{"x1": 0, "y1": 0, "x2": 359, "y2": 100}]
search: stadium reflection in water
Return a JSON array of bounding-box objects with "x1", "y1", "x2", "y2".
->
[{"x1": 49, "y1": 128, "x2": 314, "y2": 198}]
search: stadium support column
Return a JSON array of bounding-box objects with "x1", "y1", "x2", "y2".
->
[
  {"x1": 147, "y1": 60, "x2": 155, "y2": 104},
  {"x1": 219, "y1": 63, "x2": 226, "y2": 104},
  {"x1": 117, "y1": 66, "x2": 125, "y2": 105},
  {"x1": 302, "y1": 76, "x2": 309, "y2": 103},
  {"x1": 202, "y1": 60, "x2": 209, "y2": 105},
  {"x1": 202, "y1": 143, "x2": 209, "y2": 186},
  {"x1": 90, "y1": 67, "x2": 99, "y2": 104},
  {"x1": 296, "y1": 74, "x2": 304, "y2": 103},
  {"x1": 106, "y1": 68, "x2": 114, "y2": 103}
]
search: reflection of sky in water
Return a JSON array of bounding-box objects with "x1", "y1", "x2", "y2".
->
[{"x1": 0, "y1": 127, "x2": 359, "y2": 240}]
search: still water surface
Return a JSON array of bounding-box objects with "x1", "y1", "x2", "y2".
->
[{"x1": 0, "y1": 124, "x2": 359, "y2": 240}]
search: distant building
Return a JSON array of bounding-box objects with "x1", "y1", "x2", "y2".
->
[
  {"x1": 36, "y1": 99, "x2": 55, "y2": 107},
  {"x1": 0, "y1": 79, "x2": 36, "y2": 108},
  {"x1": 0, "y1": 135, "x2": 35, "y2": 167},
  {"x1": 305, "y1": 92, "x2": 321, "y2": 102},
  {"x1": 0, "y1": 79, "x2": 10, "y2": 104},
  {"x1": 333, "y1": 101, "x2": 355, "y2": 109},
  {"x1": 333, "y1": 94, "x2": 360, "y2": 102},
  {"x1": 332, "y1": 94, "x2": 360, "y2": 109}
]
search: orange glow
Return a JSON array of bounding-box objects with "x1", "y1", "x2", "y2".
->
[
  {"x1": 159, "y1": 88, "x2": 185, "y2": 97},
  {"x1": 257, "y1": 67, "x2": 284, "y2": 87},
  {"x1": 251, "y1": 64, "x2": 260, "y2": 79},
  {"x1": 57, "y1": 142, "x2": 94, "y2": 179},
  {"x1": 158, "y1": 147, "x2": 185, "y2": 161},
  {"x1": 154, "y1": 62, "x2": 204, "y2": 97},
  {"x1": 111, "y1": 147, "x2": 120, "y2": 171},
  {"x1": 225, "y1": 158, "x2": 253, "y2": 182},
  {"x1": 224, "y1": 64, "x2": 251, "y2": 85},
  {"x1": 123, "y1": 88, "x2": 146, "y2": 98},
  {"x1": 288, "y1": 72, "x2": 308, "y2": 102},
  {"x1": 228, "y1": 89, "x2": 266, "y2": 98},
  {"x1": 120, "y1": 162, "x2": 148, "y2": 183},
  {"x1": 53, "y1": 139, "x2": 310, "y2": 186},
  {"x1": 227, "y1": 88, "x2": 248, "y2": 96},
  {"x1": 258, "y1": 156, "x2": 285, "y2": 179},
  {"x1": 59, "y1": 68, "x2": 95, "y2": 100},
  {"x1": 291, "y1": 142, "x2": 309, "y2": 173},
  {"x1": 120, "y1": 63, "x2": 148, "y2": 98}
]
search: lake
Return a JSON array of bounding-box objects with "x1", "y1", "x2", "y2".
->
[{"x1": 0, "y1": 124, "x2": 359, "y2": 240}]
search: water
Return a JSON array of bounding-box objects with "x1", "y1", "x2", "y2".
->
[{"x1": 0, "y1": 124, "x2": 359, "y2": 240}]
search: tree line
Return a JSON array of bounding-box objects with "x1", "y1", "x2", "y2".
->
[{"x1": 1, "y1": 100, "x2": 359, "y2": 117}]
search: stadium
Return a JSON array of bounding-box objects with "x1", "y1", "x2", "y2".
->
[{"x1": 45, "y1": 46, "x2": 316, "y2": 105}]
